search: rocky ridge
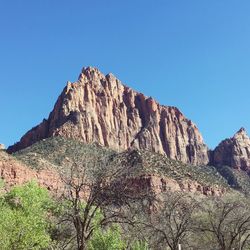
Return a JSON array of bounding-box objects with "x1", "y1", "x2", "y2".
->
[
  {"x1": 7, "y1": 67, "x2": 250, "y2": 171},
  {"x1": 212, "y1": 128, "x2": 250, "y2": 171},
  {"x1": 11, "y1": 137, "x2": 228, "y2": 196},
  {"x1": 8, "y1": 67, "x2": 209, "y2": 166}
]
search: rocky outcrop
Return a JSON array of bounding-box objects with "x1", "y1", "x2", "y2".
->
[
  {"x1": 121, "y1": 175, "x2": 225, "y2": 197},
  {"x1": 8, "y1": 67, "x2": 209, "y2": 165},
  {"x1": 0, "y1": 148, "x2": 224, "y2": 197},
  {"x1": 0, "y1": 144, "x2": 5, "y2": 150},
  {"x1": 212, "y1": 128, "x2": 250, "y2": 171},
  {"x1": 0, "y1": 151, "x2": 62, "y2": 192}
]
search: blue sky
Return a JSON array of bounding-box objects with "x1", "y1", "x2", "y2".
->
[{"x1": 0, "y1": 0, "x2": 250, "y2": 149}]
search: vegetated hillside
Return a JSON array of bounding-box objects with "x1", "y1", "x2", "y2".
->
[
  {"x1": 6, "y1": 138, "x2": 250, "y2": 249},
  {"x1": 216, "y1": 165, "x2": 250, "y2": 195},
  {"x1": 13, "y1": 136, "x2": 230, "y2": 195},
  {"x1": 13, "y1": 137, "x2": 115, "y2": 170}
]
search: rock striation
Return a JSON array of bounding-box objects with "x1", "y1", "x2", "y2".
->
[
  {"x1": 0, "y1": 147, "x2": 224, "y2": 197},
  {"x1": 0, "y1": 151, "x2": 62, "y2": 192},
  {"x1": 212, "y1": 128, "x2": 250, "y2": 171},
  {"x1": 8, "y1": 67, "x2": 209, "y2": 165},
  {"x1": 123, "y1": 175, "x2": 225, "y2": 197}
]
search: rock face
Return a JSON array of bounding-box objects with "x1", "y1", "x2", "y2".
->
[
  {"x1": 8, "y1": 67, "x2": 209, "y2": 165},
  {"x1": 120, "y1": 175, "x2": 225, "y2": 197},
  {"x1": 212, "y1": 128, "x2": 250, "y2": 171},
  {"x1": 0, "y1": 144, "x2": 5, "y2": 150},
  {"x1": 0, "y1": 151, "x2": 62, "y2": 192},
  {"x1": 0, "y1": 149, "x2": 224, "y2": 197}
]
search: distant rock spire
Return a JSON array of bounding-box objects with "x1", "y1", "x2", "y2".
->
[{"x1": 212, "y1": 128, "x2": 250, "y2": 171}]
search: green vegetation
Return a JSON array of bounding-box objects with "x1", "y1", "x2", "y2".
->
[
  {"x1": 4, "y1": 137, "x2": 250, "y2": 249},
  {"x1": 14, "y1": 137, "x2": 114, "y2": 170},
  {"x1": 0, "y1": 168, "x2": 250, "y2": 249},
  {"x1": 131, "y1": 241, "x2": 149, "y2": 250},
  {"x1": 216, "y1": 165, "x2": 250, "y2": 194},
  {"x1": 14, "y1": 137, "x2": 229, "y2": 190},
  {"x1": 88, "y1": 226, "x2": 126, "y2": 250},
  {"x1": 122, "y1": 149, "x2": 229, "y2": 188},
  {"x1": 0, "y1": 180, "x2": 148, "y2": 250},
  {"x1": 0, "y1": 181, "x2": 52, "y2": 250}
]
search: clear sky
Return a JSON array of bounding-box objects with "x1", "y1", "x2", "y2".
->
[{"x1": 0, "y1": 0, "x2": 250, "y2": 149}]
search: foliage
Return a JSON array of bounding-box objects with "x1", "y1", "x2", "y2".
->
[
  {"x1": 14, "y1": 136, "x2": 114, "y2": 170},
  {"x1": 14, "y1": 137, "x2": 229, "y2": 190},
  {"x1": 9, "y1": 137, "x2": 250, "y2": 249},
  {"x1": 131, "y1": 240, "x2": 149, "y2": 250},
  {"x1": 87, "y1": 225, "x2": 126, "y2": 250},
  {"x1": 0, "y1": 181, "x2": 52, "y2": 250},
  {"x1": 216, "y1": 165, "x2": 250, "y2": 195}
]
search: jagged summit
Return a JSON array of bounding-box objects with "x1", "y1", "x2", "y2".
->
[
  {"x1": 237, "y1": 127, "x2": 246, "y2": 133},
  {"x1": 8, "y1": 66, "x2": 209, "y2": 165},
  {"x1": 7, "y1": 66, "x2": 250, "y2": 171},
  {"x1": 212, "y1": 128, "x2": 250, "y2": 171},
  {"x1": 79, "y1": 66, "x2": 106, "y2": 82},
  {"x1": 78, "y1": 66, "x2": 119, "y2": 84},
  {"x1": 234, "y1": 127, "x2": 248, "y2": 138}
]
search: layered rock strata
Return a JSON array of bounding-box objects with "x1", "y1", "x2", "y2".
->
[
  {"x1": 0, "y1": 151, "x2": 62, "y2": 192},
  {"x1": 8, "y1": 67, "x2": 209, "y2": 165}
]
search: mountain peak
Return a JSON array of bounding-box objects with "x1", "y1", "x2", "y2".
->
[
  {"x1": 234, "y1": 127, "x2": 248, "y2": 137},
  {"x1": 213, "y1": 127, "x2": 250, "y2": 171},
  {"x1": 78, "y1": 66, "x2": 105, "y2": 82},
  {"x1": 8, "y1": 67, "x2": 209, "y2": 166},
  {"x1": 82, "y1": 66, "x2": 101, "y2": 74}
]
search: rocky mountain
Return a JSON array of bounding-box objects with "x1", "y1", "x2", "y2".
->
[
  {"x1": 7, "y1": 66, "x2": 250, "y2": 172},
  {"x1": 2, "y1": 66, "x2": 250, "y2": 202},
  {"x1": 212, "y1": 128, "x2": 250, "y2": 171},
  {"x1": 8, "y1": 67, "x2": 209, "y2": 166}
]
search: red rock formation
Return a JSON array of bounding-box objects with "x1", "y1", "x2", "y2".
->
[
  {"x1": 212, "y1": 128, "x2": 250, "y2": 171},
  {"x1": 1, "y1": 150, "x2": 224, "y2": 197},
  {"x1": 8, "y1": 67, "x2": 209, "y2": 165},
  {"x1": 0, "y1": 151, "x2": 62, "y2": 192},
  {"x1": 119, "y1": 175, "x2": 225, "y2": 197}
]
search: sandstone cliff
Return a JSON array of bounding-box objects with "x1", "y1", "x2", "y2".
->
[
  {"x1": 8, "y1": 67, "x2": 209, "y2": 165},
  {"x1": 212, "y1": 128, "x2": 250, "y2": 171},
  {"x1": 0, "y1": 151, "x2": 62, "y2": 192}
]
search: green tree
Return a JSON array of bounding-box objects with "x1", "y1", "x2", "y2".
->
[
  {"x1": 0, "y1": 181, "x2": 52, "y2": 250},
  {"x1": 87, "y1": 225, "x2": 126, "y2": 250}
]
